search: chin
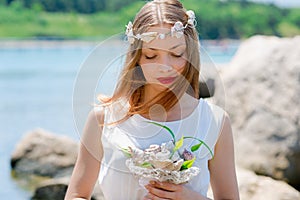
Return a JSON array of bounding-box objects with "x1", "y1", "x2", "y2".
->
[{"x1": 155, "y1": 83, "x2": 175, "y2": 93}]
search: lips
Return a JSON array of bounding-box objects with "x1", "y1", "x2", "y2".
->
[{"x1": 157, "y1": 77, "x2": 176, "y2": 84}]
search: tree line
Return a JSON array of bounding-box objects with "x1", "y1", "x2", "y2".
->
[
  {"x1": 0, "y1": 0, "x2": 299, "y2": 39},
  {"x1": 2, "y1": 0, "x2": 139, "y2": 13}
]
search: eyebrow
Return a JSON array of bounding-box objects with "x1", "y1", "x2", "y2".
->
[{"x1": 144, "y1": 43, "x2": 186, "y2": 51}]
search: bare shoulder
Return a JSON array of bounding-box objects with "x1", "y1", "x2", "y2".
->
[
  {"x1": 215, "y1": 111, "x2": 233, "y2": 152},
  {"x1": 221, "y1": 111, "x2": 232, "y2": 133},
  {"x1": 209, "y1": 111, "x2": 240, "y2": 199},
  {"x1": 88, "y1": 105, "x2": 105, "y2": 125},
  {"x1": 80, "y1": 105, "x2": 106, "y2": 161},
  {"x1": 64, "y1": 106, "x2": 105, "y2": 199}
]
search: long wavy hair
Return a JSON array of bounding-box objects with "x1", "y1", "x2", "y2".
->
[{"x1": 98, "y1": 0, "x2": 200, "y2": 123}]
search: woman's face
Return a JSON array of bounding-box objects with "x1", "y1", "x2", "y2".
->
[{"x1": 139, "y1": 24, "x2": 187, "y2": 91}]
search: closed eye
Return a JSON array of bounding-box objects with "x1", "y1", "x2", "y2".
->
[
  {"x1": 145, "y1": 55, "x2": 157, "y2": 59},
  {"x1": 171, "y1": 53, "x2": 184, "y2": 58}
]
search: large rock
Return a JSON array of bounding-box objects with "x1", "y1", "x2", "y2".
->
[
  {"x1": 31, "y1": 177, "x2": 104, "y2": 200},
  {"x1": 220, "y1": 35, "x2": 300, "y2": 189},
  {"x1": 11, "y1": 129, "x2": 78, "y2": 178},
  {"x1": 236, "y1": 167, "x2": 300, "y2": 200},
  {"x1": 31, "y1": 178, "x2": 69, "y2": 200},
  {"x1": 207, "y1": 167, "x2": 300, "y2": 200}
]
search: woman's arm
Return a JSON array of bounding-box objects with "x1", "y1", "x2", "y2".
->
[
  {"x1": 65, "y1": 108, "x2": 105, "y2": 200},
  {"x1": 208, "y1": 112, "x2": 240, "y2": 200}
]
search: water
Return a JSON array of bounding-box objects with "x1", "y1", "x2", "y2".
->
[{"x1": 0, "y1": 39, "x2": 238, "y2": 199}]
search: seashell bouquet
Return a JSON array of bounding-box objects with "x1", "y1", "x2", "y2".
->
[{"x1": 121, "y1": 122, "x2": 213, "y2": 184}]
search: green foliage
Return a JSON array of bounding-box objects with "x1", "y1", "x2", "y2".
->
[
  {"x1": 181, "y1": 0, "x2": 289, "y2": 39},
  {"x1": 286, "y1": 8, "x2": 300, "y2": 27},
  {"x1": 140, "y1": 162, "x2": 153, "y2": 168},
  {"x1": 7, "y1": 0, "x2": 138, "y2": 13},
  {"x1": 184, "y1": 136, "x2": 214, "y2": 158},
  {"x1": 0, "y1": 0, "x2": 299, "y2": 39},
  {"x1": 174, "y1": 136, "x2": 184, "y2": 152},
  {"x1": 181, "y1": 157, "x2": 196, "y2": 170}
]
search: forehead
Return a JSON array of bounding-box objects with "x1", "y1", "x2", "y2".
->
[{"x1": 142, "y1": 25, "x2": 186, "y2": 51}]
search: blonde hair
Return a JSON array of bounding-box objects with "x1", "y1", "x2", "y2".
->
[{"x1": 98, "y1": 0, "x2": 200, "y2": 123}]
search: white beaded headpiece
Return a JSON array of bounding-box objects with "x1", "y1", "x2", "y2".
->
[{"x1": 125, "y1": 10, "x2": 196, "y2": 44}]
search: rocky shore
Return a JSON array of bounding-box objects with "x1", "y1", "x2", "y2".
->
[{"x1": 10, "y1": 35, "x2": 300, "y2": 199}]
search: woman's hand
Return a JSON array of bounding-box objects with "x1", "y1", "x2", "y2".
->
[{"x1": 143, "y1": 181, "x2": 206, "y2": 200}]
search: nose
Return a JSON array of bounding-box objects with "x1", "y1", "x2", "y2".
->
[
  {"x1": 158, "y1": 55, "x2": 172, "y2": 72},
  {"x1": 158, "y1": 64, "x2": 172, "y2": 72}
]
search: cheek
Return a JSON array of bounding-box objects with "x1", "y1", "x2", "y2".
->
[
  {"x1": 141, "y1": 64, "x2": 155, "y2": 79},
  {"x1": 171, "y1": 58, "x2": 187, "y2": 73}
]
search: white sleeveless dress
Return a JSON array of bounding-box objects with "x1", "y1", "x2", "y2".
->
[{"x1": 98, "y1": 98, "x2": 225, "y2": 200}]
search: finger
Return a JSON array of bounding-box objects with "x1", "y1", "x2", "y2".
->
[
  {"x1": 145, "y1": 185, "x2": 176, "y2": 199},
  {"x1": 147, "y1": 192, "x2": 170, "y2": 200},
  {"x1": 150, "y1": 181, "x2": 181, "y2": 192},
  {"x1": 143, "y1": 195, "x2": 152, "y2": 200}
]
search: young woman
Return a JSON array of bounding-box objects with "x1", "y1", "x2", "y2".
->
[{"x1": 65, "y1": 0, "x2": 239, "y2": 199}]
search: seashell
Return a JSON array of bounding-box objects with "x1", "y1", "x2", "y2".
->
[
  {"x1": 145, "y1": 144, "x2": 161, "y2": 154},
  {"x1": 129, "y1": 147, "x2": 144, "y2": 157},
  {"x1": 170, "y1": 151, "x2": 180, "y2": 162},
  {"x1": 150, "y1": 159, "x2": 173, "y2": 169},
  {"x1": 155, "y1": 150, "x2": 171, "y2": 160},
  {"x1": 164, "y1": 159, "x2": 184, "y2": 171},
  {"x1": 129, "y1": 147, "x2": 146, "y2": 164},
  {"x1": 140, "y1": 32, "x2": 158, "y2": 43},
  {"x1": 166, "y1": 141, "x2": 175, "y2": 150}
]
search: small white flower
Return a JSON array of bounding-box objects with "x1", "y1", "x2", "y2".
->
[
  {"x1": 171, "y1": 21, "x2": 184, "y2": 38},
  {"x1": 127, "y1": 36, "x2": 135, "y2": 44},
  {"x1": 173, "y1": 21, "x2": 184, "y2": 31},
  {"x1": 186, "y1": 10, "x2": 196, "y2": 27},
  {"x1": 125, "y1": 21, "x2": 133, "y2": 35},
  {"x1": 125, "y1": 21, "x2": 135, "y2": 44},
  {"x1": 136, "y1": 34, "x2": 141, "y2": 39}
]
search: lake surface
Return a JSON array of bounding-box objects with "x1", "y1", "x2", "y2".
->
[{"x1": 0, "y1": 39, "x2": 239, "y2": 199}]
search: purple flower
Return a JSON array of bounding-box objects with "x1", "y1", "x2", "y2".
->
[{"x1": 182, "y1": 149, "x2": 194, "y2": 161}]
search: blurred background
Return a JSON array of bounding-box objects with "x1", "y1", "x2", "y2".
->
[{"x1": 0, "y1": 0, "x2": 299, "y2": 199}]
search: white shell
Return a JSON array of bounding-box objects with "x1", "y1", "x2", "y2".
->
[
  {"x1": 124, "y1": 140, "x2": 199, "y2": 184},
  {"x1": 126, "y1": 158, "x2": 200, "y2": 184},
  {"x1": 155, "y1": 150, "x2": 170, "y2": 160}
]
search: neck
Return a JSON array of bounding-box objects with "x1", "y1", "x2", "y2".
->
[
  {"x1": 140, "y1": 92, "x2": 197, "y2": 122},
  {"x1": 143, "y1": 84, "x2": 166, "y2": 103}
]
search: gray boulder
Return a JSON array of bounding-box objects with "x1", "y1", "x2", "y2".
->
[
  {"x1": 31, "y1": 177, "x2": 104, "y2": 200},
  {"x1": 31, "y1": 178, "x2": 69, "y2": 200},
  {"x1": 11, "y1": 128, "x2": 78, "y2": 178},
  {"x1": 236, "y1": 167, "x2": 300, "y2": 200},
  {"x1": 220, "y1": 35, "x2": 300, "y2": 189},
  {"x1": 207, "y1": 167, "x2": 300, "y2": 200}
]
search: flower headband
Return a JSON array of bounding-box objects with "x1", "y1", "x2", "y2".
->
[{"x1": 125, "y1": 10, "x2": 196, "y2": 44}]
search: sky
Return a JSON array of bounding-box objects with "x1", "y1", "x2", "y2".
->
[{"x1": 250, "y1": 0, "x2": 300, "y2": 7}]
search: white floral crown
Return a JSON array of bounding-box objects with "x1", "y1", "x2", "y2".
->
[{"x1": 125, "y1": 10, "x2": 196, "y2": 44}]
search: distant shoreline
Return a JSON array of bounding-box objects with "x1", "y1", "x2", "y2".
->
[
  {"x1": 0, "y1": 39, "x2": 106, "y2": 49},
  {"x1": 0, "y1": 38, "x2": 241, "y2": 49}
]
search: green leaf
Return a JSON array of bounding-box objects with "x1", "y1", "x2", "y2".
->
[
  {"x1": 183, "y1": 136, "x2": 214, "y2": 158},
  {"x1": 191, "y1": 143, "x2": 202, "y2": 152},
  {"x1": 146, "y1": 121, "x2": 176, "y2": 144},
  {"x1": 181, "y1": 157, "x2": 196, "y2": 170},
  {"x1": 140, "y1": 162, "x2": 153, "y2": 168},
  {"x1": 174, "y1": 136, "x2": 184, "y2": 152},
  {"x1": 120, "y1": 147, "x2": 132, "y2": 158}
]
